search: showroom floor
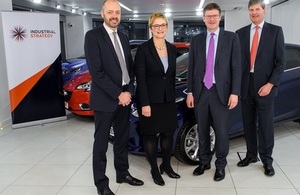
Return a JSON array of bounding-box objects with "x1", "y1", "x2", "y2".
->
[{"x1": 0, "y1": 114, "x2": 300, "y2": 195}]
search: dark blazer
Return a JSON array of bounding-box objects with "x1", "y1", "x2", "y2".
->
[
  {"x1": 187, "y1": 29, "x2": 241, "y2": 105},
  {"x1": 134, "y1": 38, "x2": 177, "y2": 107},
  {"x1": 84, "y1": 25, "x2": 134, "y2": 112},
  {"x1": 236, "y1": 22, "x2": 285, "y2": 99}
]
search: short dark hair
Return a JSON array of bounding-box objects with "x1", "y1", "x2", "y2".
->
[
  {"x1": 248, "y1": 0, "x2": 266, "y2": 9},
  {"x1": 203, "y1": 3, "x2": 221, "y2": 16}
]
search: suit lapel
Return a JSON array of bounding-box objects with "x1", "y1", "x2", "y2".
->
[
  {"x1": 166, "y1": 43, "x2": 175, "y2": 75},
  {"x1": 215, "y1": 29, "x2": 224, "y2": 67},
  {"x1": 149, "y1": 39, "x2": 166, "y2": 73},
  {"x1": 200, "y1": 33, "x2": 207, "y2": 68},
  {"x1": 99, "y1": 26, "x2": 120, "y2": 65},
  {"x1": 245, "y1": 25, "x2": 251, "y2": 62},
  {"x1": 257, "y1": 22, "x2": 269, "y2": 58}
]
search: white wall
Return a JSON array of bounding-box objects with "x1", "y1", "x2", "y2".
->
[
  {"x1": 271, "y1": 0, "x2": 300, "y2": 44},
  {"x1": 0, "y1": 0, "x2": 12, "y2": 128},
  {"x1": 225, "y1": 8, "x2": 271, "y2": 32},
  {"x1": 65, "y1": 15, "x2": 92, "y2": 59},
  {"x1": 225, "y1": 10, "x2": 250, "y2": 32}
]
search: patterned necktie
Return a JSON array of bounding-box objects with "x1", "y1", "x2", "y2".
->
[
  {"x1": 204, "y1": 33, "x2": 215, "y2": 89},
  {"x1": 250, "y1": 26, "x2": 259, "y2": 71},
  {"x1": 113, "y1": 32, "x2": 130, "y2": 84}
]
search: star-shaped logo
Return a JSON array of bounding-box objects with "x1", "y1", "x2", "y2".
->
[{"x1": 10, "y1": 26, "x2": 27, "y2": 42}]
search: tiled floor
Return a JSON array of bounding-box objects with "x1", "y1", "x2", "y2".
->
[{"x1": 0, "y1": 114, "x2": 300, "y2": 195}]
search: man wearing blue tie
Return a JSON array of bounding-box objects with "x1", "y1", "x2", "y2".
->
[{"x1": 186, "y1": 3, "x2": 242, "y2": 181}]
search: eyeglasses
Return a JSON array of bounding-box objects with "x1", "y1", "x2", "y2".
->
[
  {"x1": 204, "y1": 15, "x2": 220, "y2": 20},
  {"x1": 151, "y1": 23, "x2": 168, "y2": 29}
]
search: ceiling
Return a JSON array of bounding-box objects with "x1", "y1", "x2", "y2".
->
[{"x1": 12, "y1": 0, "x2": 285, "y2": 21}]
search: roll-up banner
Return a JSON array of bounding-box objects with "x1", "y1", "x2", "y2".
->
[{"x1": 1, "y1": 11, "x2": 66, "y2": 129}]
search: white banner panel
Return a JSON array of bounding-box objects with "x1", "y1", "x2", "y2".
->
[{"x1": 1, "y1": 11, "x2": 66, "y2": 128}]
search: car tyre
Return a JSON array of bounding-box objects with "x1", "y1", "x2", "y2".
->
[{"x1": 174, "y1": 119, "x2": 216, "y2": 165}]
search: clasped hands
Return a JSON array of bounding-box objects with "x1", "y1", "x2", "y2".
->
[{"x1": 118, "y1": 92, "x2": 132, "y2": 106}]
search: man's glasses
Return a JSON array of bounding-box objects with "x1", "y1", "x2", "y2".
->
[
  {"x1": 151, "y1": 23, "x2": 168, "y2": 29},
  {"x1": 204, "y1": 15, "x2": 220, "y2": 20}
]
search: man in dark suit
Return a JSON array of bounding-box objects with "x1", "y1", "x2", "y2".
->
[
  {"x1": 236, "y1": 0, "x2": 285, "y2": 177},
  {"x1": 186, "y1": 3, "x2": 241, "y2": 182},
  {"x1": 84, "y1": 0, "x2": 143, "y2": 194}
]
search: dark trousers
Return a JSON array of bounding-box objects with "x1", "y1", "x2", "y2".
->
[
  {"x1": 242, "y1": 74, "x2": 274, "y2": 165},
  {"x1": 93, "y1": 105, "x2": 130, "y2": 189},
  {"x1": 194, "y1": 85, "x2": 230, "y2": 169}
]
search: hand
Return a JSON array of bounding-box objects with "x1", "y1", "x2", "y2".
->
[
  {"x1": 118, "y1": 92, "x2": 131, "y2": 106},
  {"x1": 227, "y1": 94, "x2": 238, "y2": 110},
  {"x1": 142, "y1": 106, "x2": 151, "y2": 117},
  {"x1": 258, "y1": 83, "x2": 274, "y2": 96},
  {"x1": 186, "y1": 94, "x2": 194, "y2": 108}
]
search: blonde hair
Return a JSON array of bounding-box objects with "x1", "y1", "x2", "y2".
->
[{"x1": 148, "y1": 12, "x2": 168, "y2": 28}]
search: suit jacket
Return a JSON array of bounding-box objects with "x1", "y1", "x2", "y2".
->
[
  {"x1": 84, "y1": 25, "x2": 134, "y2": 112},
  {"x1": 134, "y1": 38, "x2": 177, "y2": 107},
  {"x1": 187, "y1": 29, "x2": 241, "y2": 105},
  {"x1": 236, "y1": 22, "x2": 285, "y2": 99}
]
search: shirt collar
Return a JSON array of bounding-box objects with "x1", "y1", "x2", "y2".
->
[
  {"x1": 103, "y1": 22, "x2": 116, "y2": 35},
  {"x1": 207, "y1": 27, "x2": 220, "y2": 37},
  {"x1": 251, "y1": 21, "x2": 265, "y2": 30}
]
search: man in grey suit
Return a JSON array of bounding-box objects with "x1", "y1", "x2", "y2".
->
[
  {"x1": 236, "y1": 0, "x2": 285, "y2": 176},
  {"x1": 84, "y1": 0, "x2": 143, "y2": 194},
  {"x1": 186, "y1": 3, "x2": 241, "y2": 181}
]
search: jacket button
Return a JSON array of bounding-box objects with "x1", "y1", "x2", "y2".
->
[{"x1": 163, "y1": 77, "x2": 166, "y2": 79}]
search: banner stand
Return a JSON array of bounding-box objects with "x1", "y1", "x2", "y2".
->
[{"x1": 1, "y1": 11, "x2": 67, "y2": 129}]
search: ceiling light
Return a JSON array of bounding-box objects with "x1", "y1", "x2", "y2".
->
[
  {"x1": 165, "y1": 12, "x2": 171, "y2": 17},
  {"x1": 71, "y1": 8, "x2": 76, "y2": 13},
  {"x1": 83, "y1": 11, "x2": 87, "y2": 16},
  {"x1": 119, "y1": 2, "x2": 132, "y2": 12},
  {"x1": 196, "y1": 11, "x2": 203, "y2": 16},
  {"x1": 165, "y1": 8, "x2": 171, "y2": 13},
  {"x1": 199, "y1": 0, "x2": 205, "y2": 10},
  {"x1": 33, "y1": 0, "x2": 41, "y2": 3},
  {"x1": 133, "y1": 14, "x2": 139, "y2": 18},
  {"x1": 264, "y1": 0, "x2": 270, "y2": 4},
  {"x1": 55, "y1": 3, "x2": 60, "y2": 9}
]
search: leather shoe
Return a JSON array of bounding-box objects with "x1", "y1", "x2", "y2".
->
[
  {"x1": 193, "y1": 164, "x2": 211, "y2": 175},
  {"x1": 159, "y1": 164, "x2": 180, "y2": 179},
  {"x1": 214, "y1": 169, "x2": 225, "y2": 181},
  {"x1": 116, "y1": 175, "x2": 144, "y2": 186},
  {"x1": 97, "y1": 187, "x2": 114, "y2": 195},
  {"x1": 237, "y1": 157, "x2": 258, "y2": 167},
  {"x1": 263, "y1": 164, "x2": 275, "y2": 176}
]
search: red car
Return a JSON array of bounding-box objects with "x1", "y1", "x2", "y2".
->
[{"x1": 63, "y1": 42, "x2": 190, "y2": 116}]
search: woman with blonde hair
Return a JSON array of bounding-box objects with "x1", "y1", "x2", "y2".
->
[{"x1": 134, "y1": 12, "x2": 180, "y2": 186}]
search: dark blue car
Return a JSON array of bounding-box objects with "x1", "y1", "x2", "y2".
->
[
  {"x1": 61, "y1": 56, "x2": 88, "y2": 85},
  {"x1": 118, "y1": 43, "x2": 300, "y2": 165}
]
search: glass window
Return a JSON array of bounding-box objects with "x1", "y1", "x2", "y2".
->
[{"x1": 285, "y1": 47, "x2": 300, "y2": 70}]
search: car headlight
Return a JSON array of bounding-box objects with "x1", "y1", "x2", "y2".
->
[
  {"x1": 72, "y1": 67, "x2": 82, "y2": 73},
  {"x1": 76, "y1": 81, "x2": 91, "y2": 91},
  {"x1": 62, "y1": 69, "x2": 69, "y2": 75}
]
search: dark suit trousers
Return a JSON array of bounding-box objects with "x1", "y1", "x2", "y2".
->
[
  {"x1": 194, "y1": 85, "x2": 230, "y2": 169},
  {"x1": 93, "y1": 106, "x2": 130, "y2": 189},
  {"x1": 241, "y1": 74, "x2": 274, "y2": 165}
]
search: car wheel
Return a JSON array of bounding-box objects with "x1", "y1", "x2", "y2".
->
[{"x1": 174, "y1": 120, "x2": 216, "y2": 165}]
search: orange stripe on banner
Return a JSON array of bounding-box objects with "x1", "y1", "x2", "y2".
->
[{"x1": 9, "y1": 65, "x2": 51, "y2": 112}]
